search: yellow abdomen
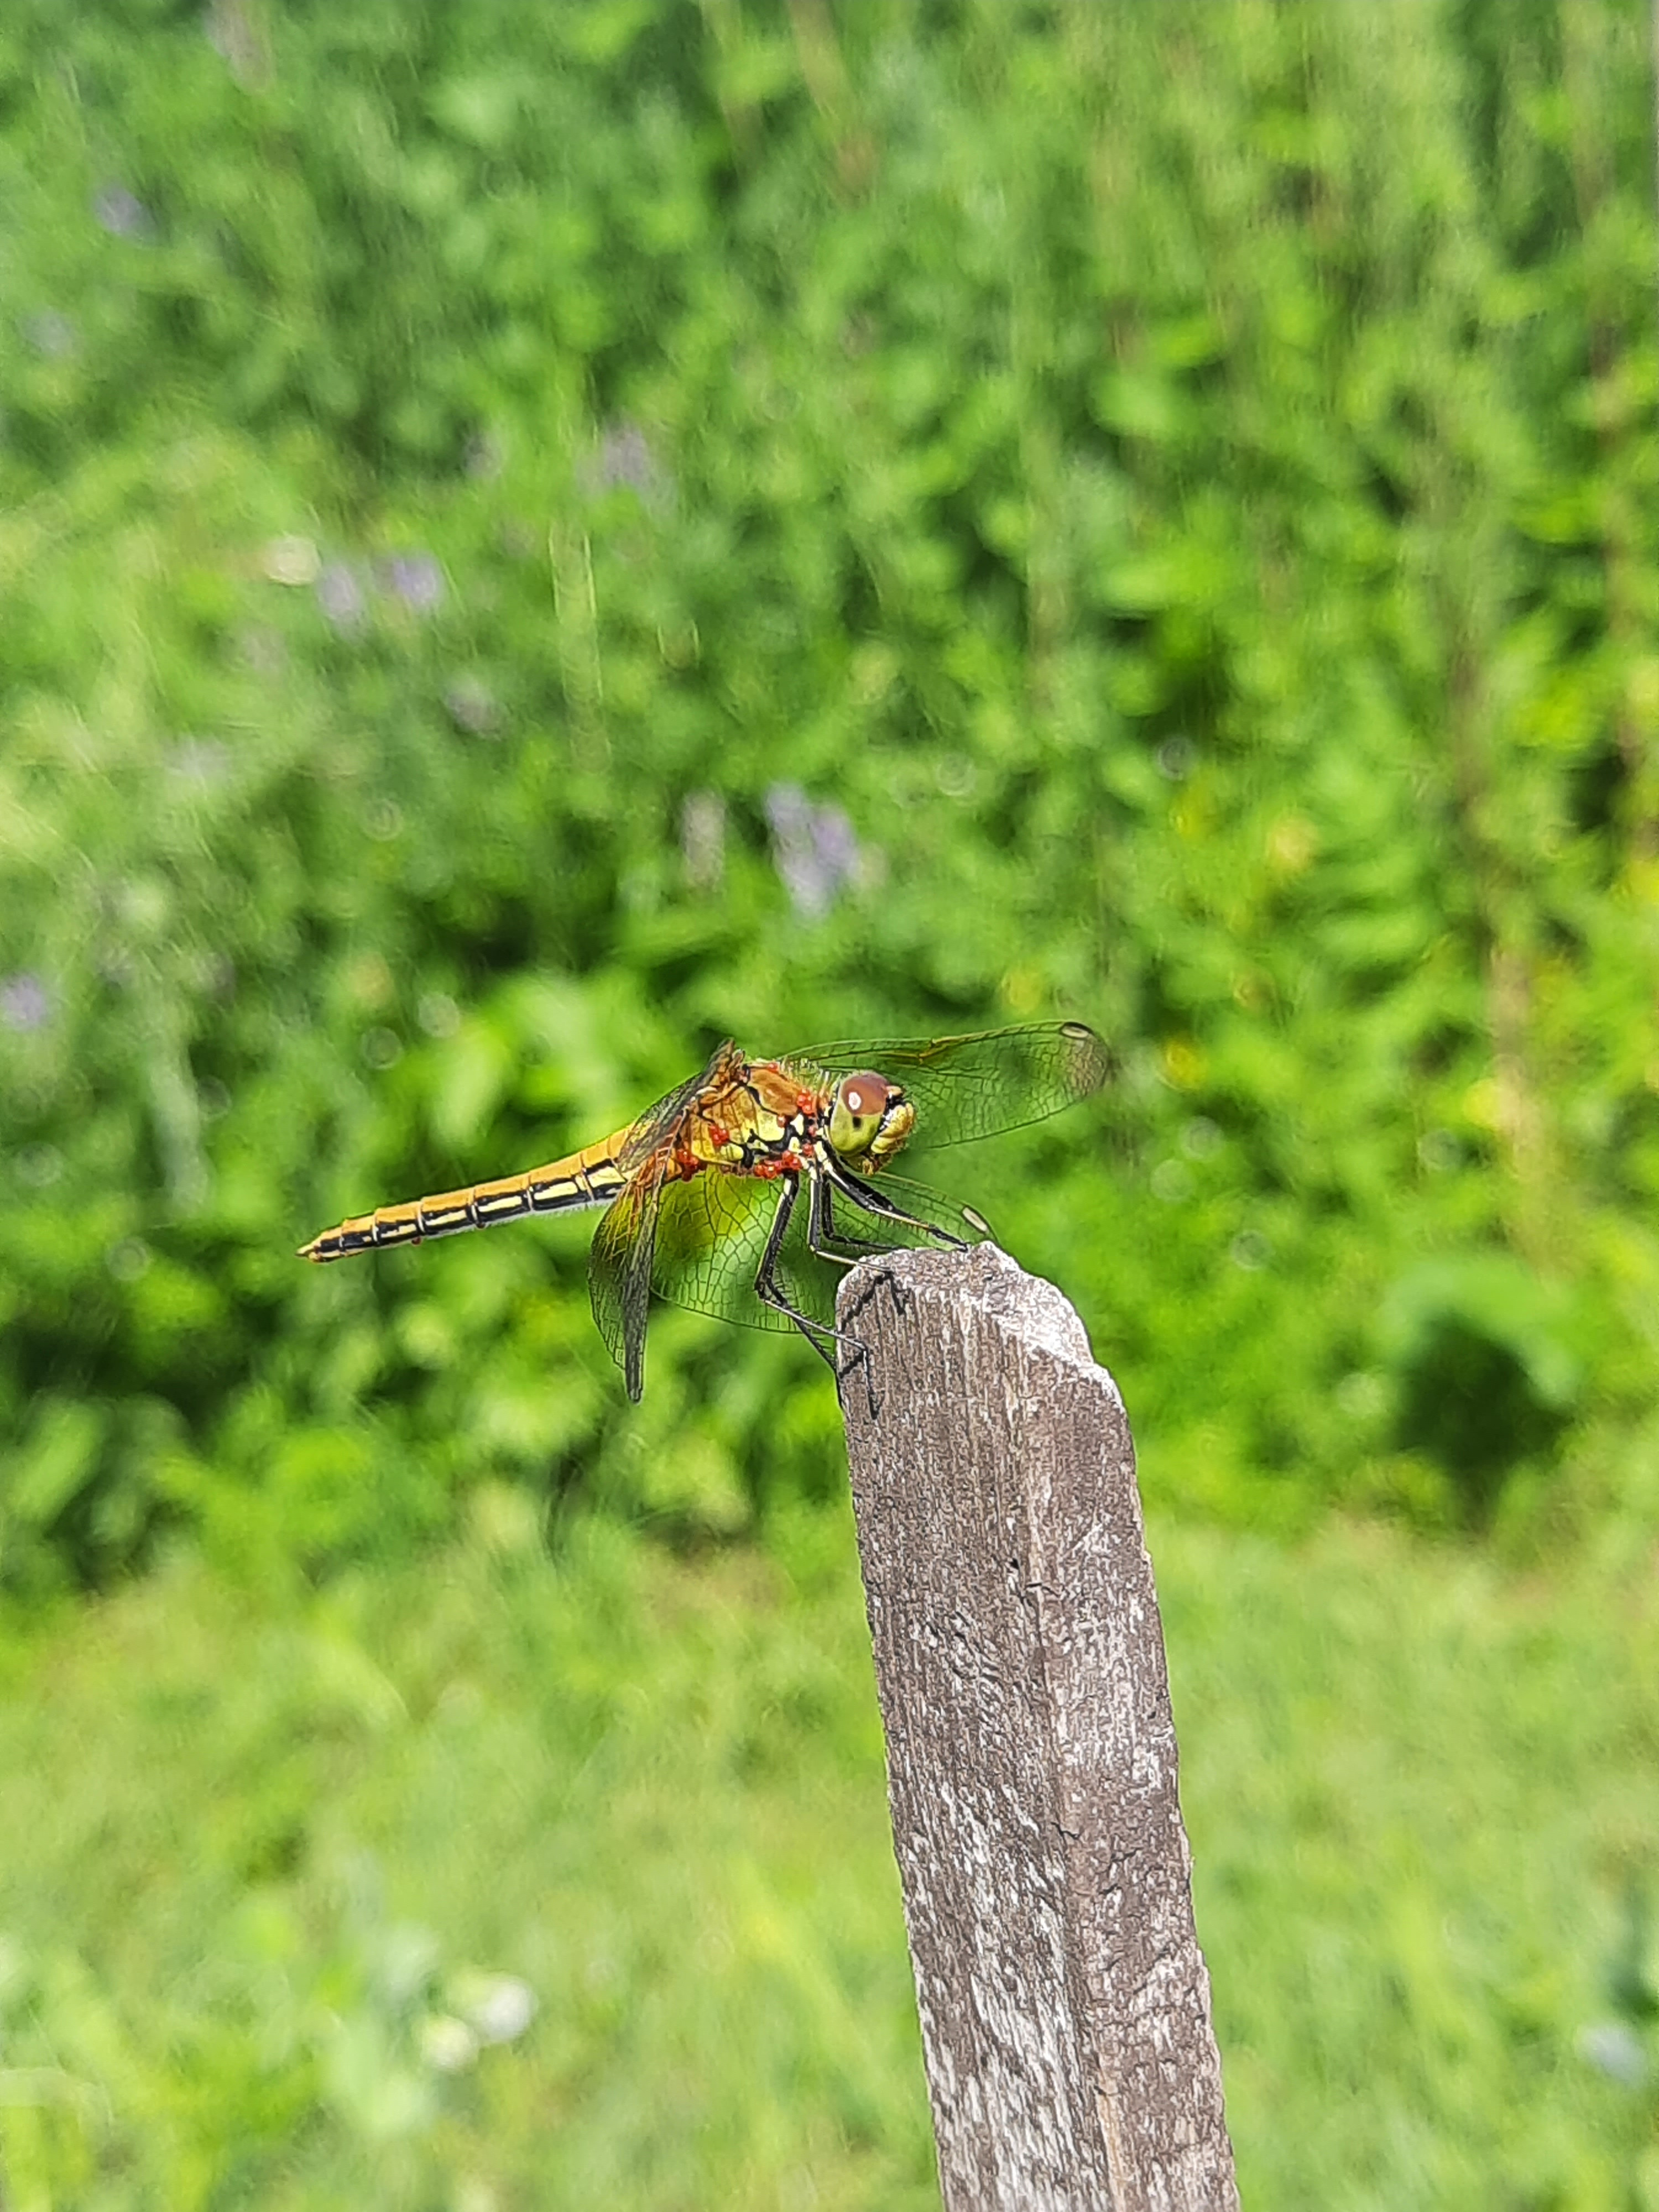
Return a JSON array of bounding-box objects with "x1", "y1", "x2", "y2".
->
[{"x1": 299, "y1": 1133, "x2": 629, "y2": 1261}]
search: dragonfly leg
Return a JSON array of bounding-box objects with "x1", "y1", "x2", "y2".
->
[
  {"x1": 805, "y1": 1167, "x2": 889, "y2": 1268},
  {"x1": 821, "y1": 1157, "x2": 970, "y2": 1250},
  {"x1": 756, "y1": 1175, "x2": 880, "y2": 1415}
]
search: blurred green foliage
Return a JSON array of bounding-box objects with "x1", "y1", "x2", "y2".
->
[
  {"x1": 3, "y1": 0, "x2": 1659, "y2": 1586},
  {"x1": 3, "y1": 1509, "x2": 1659, "y2": 2208}
]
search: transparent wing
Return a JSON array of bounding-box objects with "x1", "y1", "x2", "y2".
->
[
  {"x1": 789, "y1": 1021, "x2": 1110, "y2": 1150},
  {"x1": 648, "y1": 1171, "x2": 803, "y2": 1335},
  {"x1": 588, "y1": 1178, "x2": 662, "y2": 1402},
  {"x1": 614, "y1": 1044, "x2": 732, "y2": 1175},
  {"x1": 591, "y1": 1169, "x2": 793, "y2": 1405},
  {"x1": 607, "y1": 1165, "x2": 996, "y2": 1358}
]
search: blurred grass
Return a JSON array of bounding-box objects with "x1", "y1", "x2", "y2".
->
[{"x1": 2, "y1": 1501, "x2": 1658, "y2": 2209}]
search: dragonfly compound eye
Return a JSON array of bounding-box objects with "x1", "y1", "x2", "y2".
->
[
  {"x1": 830, "y1": 1072, "x2": 899, "y2": 1159},
  {"x1": 828, "y1": 1072, "x2": 916, "y2": 1167}
]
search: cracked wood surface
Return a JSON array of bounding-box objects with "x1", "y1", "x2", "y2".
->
[{"x1": 837, "y1": 1243, "x2": 1237, "y2": 2212}]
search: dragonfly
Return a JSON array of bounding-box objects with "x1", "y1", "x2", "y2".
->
[{"x1": 301, "y1": 1020, "x2": 1109, "y2": 1401}]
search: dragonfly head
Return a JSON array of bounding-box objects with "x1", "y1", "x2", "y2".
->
[{"x1": 828, "y1": 1072, "x2": 915, "y2": 1170}]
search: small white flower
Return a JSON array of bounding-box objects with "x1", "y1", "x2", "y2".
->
[
  {"x1": 457, "y1": 1973, "x2": 537, "y2": 2046},
  {"x1": 262, "y1": 535, "x2": 321, "y2": 587},
  {"x1": 418, "y1": 2013, "x2": 478, "y2": 2074},
  {"x1": 1578, "y1": 2020, "x2": 1646, "y2": 2088}
]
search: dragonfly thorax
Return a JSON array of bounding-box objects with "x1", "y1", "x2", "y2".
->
[{"x1": 827, "y1": 1071, "x2": 915, "y2": 1170}]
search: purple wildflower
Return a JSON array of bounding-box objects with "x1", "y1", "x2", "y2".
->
[
  {"x1": 205, "y1": 0, "x2": 272, "y2": 88},
  {"x1": 0, "y1": 973, "x2": 51, "y2": 1032},
  {"x1": 379, "y1": 552, "x2": 445, "y2": 614},
  {"x1": 92, "y1": 185, "x2": 153, "y2": 240},
  {"x1": 765, "y1": 785, "x2": 863, "y2": 921},
  {"x1": 581, "y1": 420, "x2": 671, "y2": 509},
  {"x1": 316, "y1": 560, "x2": 368, "y2": 634}
]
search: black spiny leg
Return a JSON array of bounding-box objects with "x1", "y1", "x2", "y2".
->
[
  {"x1": 806, "y1": 1167, "x2": 889, "y2": 1267},
  {"x1": 821, "y1": 1156, "x2": 970, "y2": 1249},
  {"x1": 757, "y1": 1173, "x2": 878, "y2": 1413}
]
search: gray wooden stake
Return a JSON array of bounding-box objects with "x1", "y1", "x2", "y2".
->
[{"x1": 837, "y1": 1243, "x2": 1237, "y2": 2212}]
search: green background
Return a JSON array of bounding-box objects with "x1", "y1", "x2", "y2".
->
[{"x1": 3, "y1": 1, "x2": 1659, "y2": 2203}]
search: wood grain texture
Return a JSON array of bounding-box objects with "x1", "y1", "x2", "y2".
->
[{"x1": 837, "y1": 1243, "x2": 1237, "y2": 2212}]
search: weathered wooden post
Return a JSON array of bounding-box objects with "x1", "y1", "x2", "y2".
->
[{"x1": 837, "y1": 1242, "x2": 1237, "y2": 2212}]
